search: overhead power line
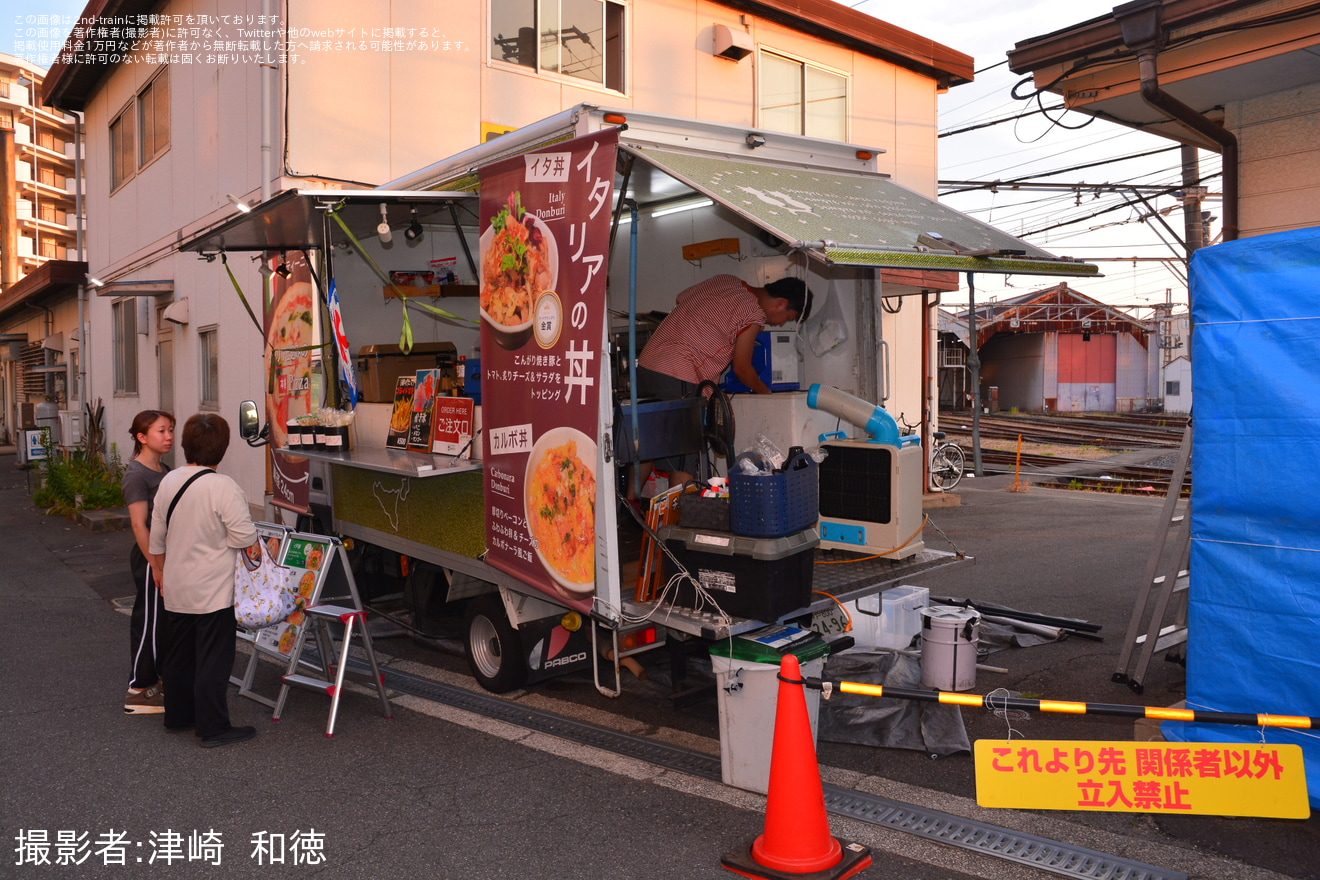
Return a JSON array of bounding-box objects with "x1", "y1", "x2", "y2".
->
[
  {"x1": 939, "y1": 104, "x2": 1068, "y2": 138},
  {"x1": 940, "y1": 146, "x2": 1182, "y2": 194},
  {"x1": 940, "y1": 180, "x2": 1191, "y2": 194}
]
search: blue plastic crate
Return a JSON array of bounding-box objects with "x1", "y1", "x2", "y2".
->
[{"x1": 729, "y1": 451, "x2": 818, "y2": 538}]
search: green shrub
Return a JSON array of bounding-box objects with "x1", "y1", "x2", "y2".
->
[{"x1": 32, "y1": 441, "x2": 125, "y2": 517}]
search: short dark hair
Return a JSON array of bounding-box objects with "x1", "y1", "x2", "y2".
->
[
  {"x1": 181, "y1": 413, "x2": 230, "y2": 467},
  {"x1": 765, "y1": 277, "x2": 814, "y2": 322}
]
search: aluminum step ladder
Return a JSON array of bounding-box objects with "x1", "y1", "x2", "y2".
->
[
  {"x1": 276, "y1": 601, "x2": 392, "y2": 737},
  {"x1": 1112, "y1": 426, "x2": 1191, "y2": 695}
]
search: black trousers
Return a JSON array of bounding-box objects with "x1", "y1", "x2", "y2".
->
[
  {"x1": 128, "y1": 545, "x2": 161, "y2": 689},
  {"x1": 160, "y1": 605, "x2": 237, "y2": 738}
]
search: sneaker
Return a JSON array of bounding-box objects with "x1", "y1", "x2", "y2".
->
[
  {"x1": 200, "y1": 726, "x2": 257, "y2": 749},
  {"x1": 124, "y1": 684, "x2": 165, "y2": 715}
]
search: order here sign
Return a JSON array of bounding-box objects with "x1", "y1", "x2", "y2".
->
[{"x1": 975, "y1": 740, "x2": 1310, "y2": 819}]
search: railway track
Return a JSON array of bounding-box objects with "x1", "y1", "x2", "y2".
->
[
  {"x1": 938, "y1": 411, "x2": 1190, "y2": 495},
  {"x1": 939, "y1": 412, "x2": 1185, "y2": 448}
]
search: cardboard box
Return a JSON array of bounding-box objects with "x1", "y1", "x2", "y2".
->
[{"x1": 356, "y1": 342, "x2": 457, "y2": 403}]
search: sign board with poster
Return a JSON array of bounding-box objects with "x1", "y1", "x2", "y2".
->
[
  {"x1": 23, "y1": 428, "x2": 50, "y2": 462},
  {"x1": 265, "y1": 251, "x2": 317, "y2": 514},
  {"x1": 407, "y1": 368, "x2": 440, "y2": 451},
  {"x1": 231, "y1": 523, "x2": 332, "y2": 707},
  {"x1": 432, "y1": 397, "x2": 476, "y2": 457},
  {"x1": 479, "y1": 129, "x2": 619, "y2": 612},
  {"x1": 386, "y1": 374, "x2": 415, "y2": 449}
]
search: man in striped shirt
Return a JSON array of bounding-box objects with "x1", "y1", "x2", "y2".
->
[{"x1": 631, "y1": 274, "x2": 812, "y2": 487}]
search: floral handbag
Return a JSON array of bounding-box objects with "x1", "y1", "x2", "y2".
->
[{"x1": 233, "y1": 550, "x2": 299, "y2": 630}]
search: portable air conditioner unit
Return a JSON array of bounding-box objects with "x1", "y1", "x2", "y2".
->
[{"x1": 817, "y1": 439, "x2": 925, "y2": 559}]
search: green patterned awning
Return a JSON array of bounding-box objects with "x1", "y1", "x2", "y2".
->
[
  {"x1": 820, "y1": 245, "x2": 1098, "y2": 276},
  {"x1": 624, "y1": 146, "x2": 1098, "y2": 277}
]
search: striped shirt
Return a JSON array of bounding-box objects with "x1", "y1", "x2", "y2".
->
[{"x1": 637, "y1": 275, "x2": 766, "y2": 385}]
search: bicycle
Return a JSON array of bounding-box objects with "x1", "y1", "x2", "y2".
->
[{"x1": 897, "y1": 415, "x2": 966, "y2": 491}]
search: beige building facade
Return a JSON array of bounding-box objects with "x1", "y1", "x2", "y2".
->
[
  {"x1": 0, "y1": 54, "x2": 84, "y2": 448},
  {"x1": 1008, "y1": 0, "x2": 1320, "y2": 241},
  {"x1": 45, "y1": 0, "x2": 971, "y2": 500}
]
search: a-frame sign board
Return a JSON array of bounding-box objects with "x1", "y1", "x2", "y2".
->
[{"x1": 232, "y1": 523, "x2": 392, "y2": 736}]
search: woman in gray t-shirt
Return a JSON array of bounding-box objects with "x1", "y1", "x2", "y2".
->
[{"x1": 121, "y1": 410, "x2": 174, "y2": 715}]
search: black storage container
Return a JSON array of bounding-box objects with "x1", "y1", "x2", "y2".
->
[{"x1": 659, "y1": 524, "x2": 818, "y2": 621}]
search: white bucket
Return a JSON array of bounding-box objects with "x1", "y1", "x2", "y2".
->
[{"x1": 919, "y1": 605, "x2": 980, "y2": 691}]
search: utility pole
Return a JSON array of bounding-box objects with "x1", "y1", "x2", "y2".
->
[
  {"x1": 966, "y1": 273, "x2": 982, "y2": 478},
  {"x1": 1181, "y1": 146, "x2": 1204, "y2": 256}
]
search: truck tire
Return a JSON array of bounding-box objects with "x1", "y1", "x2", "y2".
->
[{"x1": 463, "y1": 594, "x2": 527, "y2": 693}]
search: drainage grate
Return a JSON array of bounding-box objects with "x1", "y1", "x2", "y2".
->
[
  {"x1": 373, "y1": 664, "x2": 1187, "y2": 880},
  {"x1": 821, "y1": 787, "x2": 1185, "y2": 880}
]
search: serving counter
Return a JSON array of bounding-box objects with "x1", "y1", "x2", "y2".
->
[{"x1": 281, "y1": 445, "x2": 481, "y2": 478}]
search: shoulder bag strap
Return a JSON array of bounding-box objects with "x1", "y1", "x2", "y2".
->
[{"x1": 165, "y1": 469, "x2": 215, "y2": 526}]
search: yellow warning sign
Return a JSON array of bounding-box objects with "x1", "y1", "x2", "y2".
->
[{"x1": 975, "y1": 740, "x2": 1310, "y2": 819}]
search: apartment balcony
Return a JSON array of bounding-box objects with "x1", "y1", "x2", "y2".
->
[
  {"x1": 19, "y1": 139, "x2": 77, "y2": 169},
  {"x1": 17, "y1": 177, "x2": 76, "y2": 205},
  {"x1": 27, "y1": 216, "x2": 78, "y2": 240}
]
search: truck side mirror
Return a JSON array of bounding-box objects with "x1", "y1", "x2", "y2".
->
[{"x1": 238, "y1": 400, "x2": 268, "y2": 446}]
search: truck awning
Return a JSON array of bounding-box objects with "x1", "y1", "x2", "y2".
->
[
  {"x1": 620, "y1": 145, "x2": 1098, "y2": 277},
  {"x1": 179, "y1": 189, "x2": 478, "y2": 255}
]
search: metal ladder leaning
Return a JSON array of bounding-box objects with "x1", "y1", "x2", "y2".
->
[
  {"x1": 1112, "y1": 425, "x2": 1192, "y2": 695},
  {"x1": 274, "y1": 540, "x2": 393, "y2": 736}
]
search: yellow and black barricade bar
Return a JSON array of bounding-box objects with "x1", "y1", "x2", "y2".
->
[{"x1": 795, "y1": 674, "x2": 1317, "y2": 731}]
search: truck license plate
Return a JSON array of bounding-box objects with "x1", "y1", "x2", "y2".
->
[{"x1": 809, "y1": 602, "x2": 851, "y2": 638}]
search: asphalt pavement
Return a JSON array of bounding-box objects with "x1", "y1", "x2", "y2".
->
[{"x1": 3, "y1": 450, "x2": 1317, "y2": 880}]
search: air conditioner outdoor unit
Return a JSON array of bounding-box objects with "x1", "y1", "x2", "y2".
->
[{"x1": 58, "y1": 410, "x2": 82, "y2": 447}]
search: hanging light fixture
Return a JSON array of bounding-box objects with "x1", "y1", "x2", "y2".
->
[
  {"x1": 377, "y1": 203, "x2": 392, "y2": 244},
  {"x1": 405, "y1": 207, "x2": 424, "y2": 242}
]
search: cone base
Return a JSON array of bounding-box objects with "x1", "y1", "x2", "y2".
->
[{"x1": 721, "y1": 838, "x2": 872, "y2": 880}]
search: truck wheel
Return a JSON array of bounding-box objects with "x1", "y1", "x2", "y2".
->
[{"x1": 463, "y1": 594, "x2": 527, "y2": 693}]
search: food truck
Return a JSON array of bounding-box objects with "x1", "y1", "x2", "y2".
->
[{"x1": 182, "y1": 104, "x2": 1095, "y2": 696}]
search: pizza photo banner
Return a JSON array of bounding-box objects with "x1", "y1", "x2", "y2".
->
[
  {"x1": 265, "y1": 250, "x2": 315, "y2": 514},
  {"x1": 479, "y1": 129, "x2": 619, "y2": 611}
]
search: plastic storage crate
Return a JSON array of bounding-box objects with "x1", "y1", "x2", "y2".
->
[
  {"x1": 729, "y1": 451, "x2": 819, "y2": 538},
  {"x1": 659, "y1": 524, "x2": 818, "y2": 620},
  {"x1": 678, "y1": 493, "x2": 731, "y2": 531}
]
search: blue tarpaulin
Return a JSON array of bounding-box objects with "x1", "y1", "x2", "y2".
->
[{"x1": 1162, "y1": 226, "x2": 1320, "y2": 807}]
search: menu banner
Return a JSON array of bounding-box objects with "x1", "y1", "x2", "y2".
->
[
  {"x1": 479, "y1": 129, "x2": 618, "y2": 611},
  {"x1": 265, "y1": 250, "x2": 315, "y2": 514}
]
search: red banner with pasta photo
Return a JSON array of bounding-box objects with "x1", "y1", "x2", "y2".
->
[
  {"x1": 265, "y1": 250, "x2": 316, "y2": 515},
  {"x1": 479, "y1": 129, "x2": 618, "y2": 611}
]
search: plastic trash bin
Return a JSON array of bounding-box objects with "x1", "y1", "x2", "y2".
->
[{"x1": 709, "y1": 625, "x2": 831, "y2": 794}]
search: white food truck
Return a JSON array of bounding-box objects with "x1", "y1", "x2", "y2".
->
[{"x1": 182, "y1": 104, "x2": 1095, "y2": 696}]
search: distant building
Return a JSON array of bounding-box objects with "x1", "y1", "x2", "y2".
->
[
  {"x1": 0, "y1": 54, "x2": 84, "y2": 448},
  {"x1": 1163, "y1": 355, "x2": 1192, "y2": 413},
  {"x1": 939, "y1": 283, "x2": 1158, "y2": 413}
]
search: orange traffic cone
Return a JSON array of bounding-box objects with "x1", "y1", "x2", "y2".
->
[{"x1": 721, "y1": 654, "x2": 872, "y2": 880}]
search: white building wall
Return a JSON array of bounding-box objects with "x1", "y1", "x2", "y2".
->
[
  {"x1": 1115, "y1": 334, "x2": 1151, "y2": 413},
  {"x1": 1232, "y1": 81, "x2": 1320, "y2": 238},
  {"x1": 1164, "y1": 356, "x2": 1193, "y2": 413},
  {"x1": 74, "y1": 0, "x2": 947, "y2": 507},
  {"x1": 978, "y1": 333, "x2": 1046, "y2": 413}
]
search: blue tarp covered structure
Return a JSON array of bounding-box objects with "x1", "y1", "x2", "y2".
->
[{"x1": 1162, "y1": 226, "x2": 1320, "y2": 807}]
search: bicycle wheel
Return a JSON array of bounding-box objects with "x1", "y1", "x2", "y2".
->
[{"x1": 931, "y1": 443, "x2": 966, "y2": 491}]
